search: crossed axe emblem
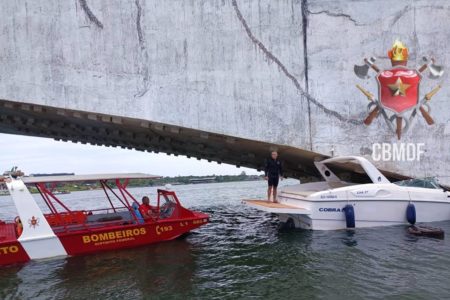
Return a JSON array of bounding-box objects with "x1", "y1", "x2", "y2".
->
[{"x1": 354, "y1": 56, "x2": 443, "y2": 139}]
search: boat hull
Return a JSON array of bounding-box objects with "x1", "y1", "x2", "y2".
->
[
  {"x1": 276, "y1": 199, "x2": 450, "y2": 230},
  {"x1": 0, "y1": 215, "x2": 208, "y2": 266},
  {"x1": 58, "y1": 217, "x2": 208, "y2": 256}
]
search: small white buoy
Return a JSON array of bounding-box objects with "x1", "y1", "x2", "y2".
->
[{"x1": 164, "y1": 184, "x2": 172, "y2": 190}]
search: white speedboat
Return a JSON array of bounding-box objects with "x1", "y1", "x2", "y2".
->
[{"x1": 244, "y1": 156, "x2": 450, "y2": 230}]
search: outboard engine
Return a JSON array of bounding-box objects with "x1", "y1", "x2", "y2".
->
[
  {"x1": 343, "y1": 204, "x2": 355, "y2": 228},
  {"x1": 278, "y1": 217, "x2": 295, "y2": 231},
  {"x1": 406, "y1": 203, "x2": 416, "y2": 225}
]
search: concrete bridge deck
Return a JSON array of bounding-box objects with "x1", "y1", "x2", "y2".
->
[{"x1": 0, "y1": 99, "x2": 409, "y2": 182}]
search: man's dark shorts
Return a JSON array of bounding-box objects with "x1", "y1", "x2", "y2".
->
[{"x1": 268, "y1": 176, "x2": 279, "y2": 187}]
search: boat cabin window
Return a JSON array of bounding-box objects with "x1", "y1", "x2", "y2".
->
[
  {"x1": 325, "y1": 163, "x2": 373, "y2": 184},
  {"x1": 394, "y1": 178, "x2": 442, "y2": 190}
]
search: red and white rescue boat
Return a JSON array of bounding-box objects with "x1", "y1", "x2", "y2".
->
[{"x1": 0, "y1": 173, "x2": 209, "y2": 266}]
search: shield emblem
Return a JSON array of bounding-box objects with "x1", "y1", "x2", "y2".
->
[{"x1": 376, "y1": 67, "x2": 421, "y2": 114}]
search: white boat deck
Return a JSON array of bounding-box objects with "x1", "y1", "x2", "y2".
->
[{"x1": 242, "y1": 199, "x2": 310, "y2": 215}]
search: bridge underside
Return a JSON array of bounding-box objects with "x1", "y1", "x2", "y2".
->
[{"x1": 0, "y1": 99, "x2": 407, "y2": 182}]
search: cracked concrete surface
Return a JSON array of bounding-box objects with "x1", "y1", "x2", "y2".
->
[
  {"x1": 134, "y1": 0, "x2": 150, "y2": 98},
  {"x1": 307, "y1": 9, "x2": 362, "y2": 26},
  {"x1": 232, "y1": 0, "x2": 361, "y2": 127},
  {"x1": 301, "y1": 0, "x2": 313, "y2": 150},
  {"x1": 0, "y1": 0, "x2": 449, "y2": 184},
  {"x1": 79, "y1": 0, "x2": 104, "y2": 29}
]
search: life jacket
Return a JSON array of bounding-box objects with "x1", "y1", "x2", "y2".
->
[{"x1": 14, "y1": 216, "x2": 23, "y2": 237}]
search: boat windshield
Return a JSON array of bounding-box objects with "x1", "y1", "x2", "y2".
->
[
  {"x1": 159, "y1": 193, "x2": 178, "y2": 219},
  {"x1": 394, "y1": 178, "x2": 441, "y2": 189}
]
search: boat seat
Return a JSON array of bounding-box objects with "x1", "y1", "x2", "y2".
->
[
  {"x1": 96, "y1": 215, "x2": 123, "y2": 222},
  {"x1": 131, "y1": 203, "x2": 145, "y2": 224},
  {"x1": 45, "y1": 211, "x2": 87, "y2": 227},
  {"x1": 86, "y1": 211, "x2": 133, "y2": 223}
]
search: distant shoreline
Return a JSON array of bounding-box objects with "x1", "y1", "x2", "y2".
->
[{"x1": 16, "y1": 173, "x2": 264, "y2": 194}]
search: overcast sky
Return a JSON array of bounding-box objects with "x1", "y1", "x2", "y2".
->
[{"x1": 0, "y1": 133, "x2": 260, "y2": 177}]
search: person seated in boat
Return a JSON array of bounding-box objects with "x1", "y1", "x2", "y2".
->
[{"x1": 139, "y1": 196, "x2": 156, "y2": 219}]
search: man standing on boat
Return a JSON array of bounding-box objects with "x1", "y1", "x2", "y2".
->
[{"x1": 264, "y1": 151, "x2": 283, "y2": 203}]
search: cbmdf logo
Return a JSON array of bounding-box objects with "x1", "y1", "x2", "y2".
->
[{"x1": 354, "y1": 40, "x2": 443, "y2": 139}]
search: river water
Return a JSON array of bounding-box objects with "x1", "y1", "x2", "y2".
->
[{"x1": 1, "y1": 180, "x2": 450, "y2": 299}]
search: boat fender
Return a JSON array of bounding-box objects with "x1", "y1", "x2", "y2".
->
[
  {"x1": 406, "y1": 203, "x2": 416, "y2": 225},
  {"x1": 343, "y1": 205, "x2": 355, "y2": 228}
]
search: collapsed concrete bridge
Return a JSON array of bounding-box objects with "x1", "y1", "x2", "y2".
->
[
  {"x1": 0, "y1": 0, "x2": 449, "y2": 184},
  {"x1": 0, "y1": 99, "x2": 326, "y2": 179}
]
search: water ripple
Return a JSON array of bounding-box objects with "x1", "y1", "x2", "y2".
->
[{"x1": 1, "y1": 181, "x2": 450, "y2": 299}]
